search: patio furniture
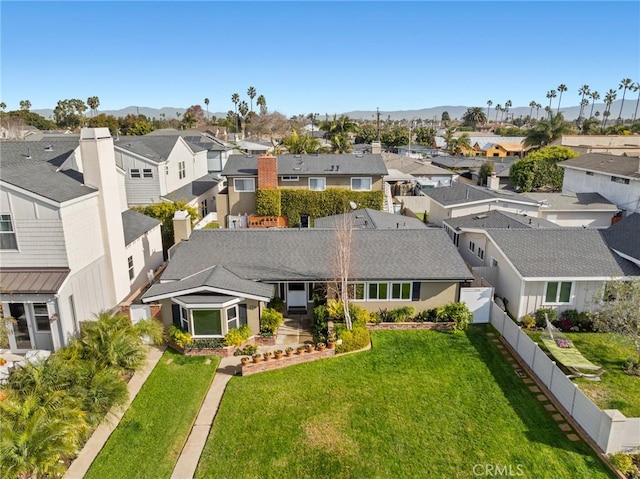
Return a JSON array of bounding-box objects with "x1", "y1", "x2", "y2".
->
[{"x1": 542, "y1": 320, "x2": 604, "y2": 380}]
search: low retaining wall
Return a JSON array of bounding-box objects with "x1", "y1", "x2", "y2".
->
[
  {"x1": 366, "y1": 322, "x2": 454, "y2": 331},
  {"x1": 242, "y1": 348, "x2": 336, "y2": 376},
  {"x1": 169, "y1": 335, "x2": 276, "y2": 358}
]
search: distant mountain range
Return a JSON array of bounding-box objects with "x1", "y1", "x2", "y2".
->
[{"x1": 32, "y1": 99, "x2": 637, "y2": 123}]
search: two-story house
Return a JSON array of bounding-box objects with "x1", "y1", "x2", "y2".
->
[{"x1": 0, "y1": 129, "x2": 163, "y2": 352}]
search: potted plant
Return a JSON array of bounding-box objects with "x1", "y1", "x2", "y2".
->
[
  {"x1": 296, "y1": 345, "x2": 305, "y2": 355},
  {"x1": 241, "y1": 356, "x2": 250, "y2": 366},
  {"x1": 305, "y1": 343, "x2": 315, "y2": 353},
  {"x1": 316, "y1": 342, "x2": 326, "y2": 352},
  {"x1": 252, "y1": 353, "x2": 262, "y2": 364},
  {"x1": 285, "y1": 346, "x2": 294, "y2": 357},
  {"x1": 274, "y1": 349, "x2": 283, "y2": 359},
  {"x1": 263, "y1": 351, "x2": 272, "y2": 361},
  {"x1": 327, "y1": 339, "x2": 336, "y2": 349}
]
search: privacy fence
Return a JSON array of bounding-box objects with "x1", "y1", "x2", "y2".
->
[{"x1": 490, "y1": 303, "x2": 640, "y2": 454}]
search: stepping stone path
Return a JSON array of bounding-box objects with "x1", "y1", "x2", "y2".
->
[
  {"x1": 552, "y1": 413, "x2": 564, "y2": 421},
  {"x1": 559, "y1": 423, "x2": 572, "y2": 432},
  {"x1": 567, "y1": 434, "x2": 580, "y2": 442}
]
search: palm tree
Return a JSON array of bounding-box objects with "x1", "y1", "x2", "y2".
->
[
  {"x1": 617, "y1": 78, "x2": 633, "y2": 123},
  {"x1": 331, "y1": 132, "x2": 353, "y2": 153},
  {"x1": 632, "y1": 82, "x2": 640, "y2": 122},
  {"x1": 247, "y1": 86, "x2": 256, "y2": 114},
  {"x1": 546, "y1": 90, "x2": 557, "y2": 118},
  {"x1": 87, "y1": 96, "x2": 100, "y2": 116},
  {"x1": 281, "y1": 130, "x2": 320, "y2": 154},
  {"x1": 231, "y1": 93, "x2": 240, "y2": 131},
  {"x1": 523, "y1": 112, "x2": 573, "y2": 147},
  {"x1": 204, "y1": 97, "x2": 210, "y2": 121},
  {"x1": 556, "y1": 84, "x2": 568, "y2": 114},
  {"x1": 535, "y1": 102, "x2": 542, "y2": 119},
  {"x1": 529, "y1": 101, "x2": 537, "y2": 121},
  {"x1": 462, "y1": 107, "x2": 487, "y2": 128},
  {"x1": 486, "y1": 100, "x2": 493, "y2": 119},
  {"x1": 589, "y1": 91, "x2": 600, "y2": 118},
  {"x1": 578, "y1": 84, "x2": 590, "y2": 119},
  {"x1": 19, "y1": 100, "x2": 31, "y2": 111},
  {"x1": 504, "y1": 100, "x2": 512, "y2": 122},
  {"x1": 494, "y1": 104, "x2": 502, "y2": 122},
  {"x1": 256, "y1": 94, "x2": 267, "y2": 115},
  {"x1": 602, "y1": 89, "x2": 617, "y2": 130}
]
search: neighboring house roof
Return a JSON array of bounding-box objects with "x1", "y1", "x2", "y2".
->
[
  {"x1": 423, "y1": 182, "x2": 540, "y2": 207},
  {"x1": 122, "y1": 209, "x2": 161, "y2": 246},
  {"x1": 222, "y1": 153, "x2": 388, "y2": 177},
  {"x1": 314, "y1": 209, "x2": 427, "y2": 230},
  {"x1": 146, "y1": 129, "x2": 230, "y2": 152},
  {"x1": 559, "y1": 153, "x2": 640, "y2": 179},
  {"x1": 0, "y1": 267, "x2": 71, "y2": 294},
  {"x1": 429, "y1": 156, "x2": 486, "y2": 169},
  {"x1": 601, "y1": 213, "x2": 640, "y2": 263},
  {"x1": 161, "y1": 173, "x2": 219, "y2": 203},
  {"x1": 143, "y1": 265, "x2": 274, "y2": 301},
  {"x1": 522, "y1": 192, "x2": 618, "y2": 212},
  {"x1": 237, "y1": 140, "x2": 270, "y2": 151},
  {"x1": 383, "y1": 154, "x2": 454, "y2": 176},
  {"x1": 486, "y1": 229, "x2": 640, "y2": 278},
  {"x1": 158, "y1": 229, "x2": 473, "y2": 284},
  {"x1": 444, "y1": 210, "x2": 557, "y2": 230},
  {"x1": 494, "y1": 142, "x2": 529, "y2": 152},
  {"x1": 114, "y1": 136, "x2": 183, "y2": 163},
  {"x1": 0, "y1": 140, "x2": 97, "y2": 203}
]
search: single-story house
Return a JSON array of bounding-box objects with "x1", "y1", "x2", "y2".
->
[
  {"x1": 313, "y1": 208, "x2": 427, "y2": 230},
  {"x1": 522, "y1": 192, "x2": 618, "y2": 228}
]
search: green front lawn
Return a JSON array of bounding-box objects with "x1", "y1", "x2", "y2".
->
[
  {"x1": 86, "y1": 350, "x2": 219, "y2": 479},
  {"x1": 196, "y1": 328, "x2": 613, "y2": 479},
  {"x1": 528, "y1": 331, "x2": 640, "y2": 417}
]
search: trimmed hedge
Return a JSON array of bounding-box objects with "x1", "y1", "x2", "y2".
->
[{"x1": 256, "y1": 188, "x2": 384, "y2": 227}]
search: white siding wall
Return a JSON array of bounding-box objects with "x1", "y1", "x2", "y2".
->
[
  {"x1": 519, "y1": 280, "x2": 604, "y2": 317},
  {"x1": 117, "y1": 168, "x2": 129, "y2": 212},
  {"x1": 0, "y1": 187, "x2": 68, "y2": 267},
  {"x1": 457, "y1": 231, "x2": 490, "y2": 267},
  {"x1": 483, "y1": 239, "x2": 524, "y2": 319},
  {"x1": 161, "y1": 140, "x2": 203, "y2": 196},
  {"x1": 119, "y1": 152, "x2": 162, "y2": 205},
  {"x1": 60, "y1": 196, "x2": 105, "y2": 273},
  {"x1": 562, "y1": 169, "x2": 640, "y2": 214},
  {"x1": 450, "y1": 201, "x2": 540, "y2": 220},
  {"x1": 125, "y1": 224, "x2": 164, "y2": 291}
]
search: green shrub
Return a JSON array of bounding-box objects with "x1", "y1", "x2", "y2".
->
[
  {"x1": 609, "y1": 453, "x2": 634, "y2": 475},
  {"x1": 534, "y1": 307, "x2": 557, "y2": 328},
  {"x1": 414, "y1": 308, "x2": 438, "y2": 322},
  {"x1": 260, "y1": 308, "x2": 283, "y2": 335},
  {"x1": 350, "y1": 305, "x2": 373, "y2": 323},
  {"x1": 335, "y1": 323, "x2": 371, "y2": 353},
  {"x1": 168, "y1": 325, "x2": 193, "y2": 348},
  {"x1": 439, "y1": 303, "x2": 472, "y2": 331},
  {"x1": 390, "y1": 306, "x2": 415, "y2": 322},
  {"x1": 224, "y1": 325, "x2": 251, "y2": 347},
  {"x1": 521, "y1": 315, "x2": 536, "y2": 330},
  {"x1": 267, "y1": 296, "x2": 285, "y2": 312},
  {"x1": 234, "y1": 344, "x2": 258, "y2": 356},
  {"x1": 190, "y1": 338, "x2": 225, "y2": 350},
  {"x1": 313, "y1": 305, "x2": 329, "y2": 343},
  {"x1": 255, "y1": 189, "x2": 282, "y2": 216}
]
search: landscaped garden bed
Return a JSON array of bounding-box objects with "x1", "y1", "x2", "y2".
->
[{"x1": 195, "y1": 328, "x2": 615, "y2": 478}]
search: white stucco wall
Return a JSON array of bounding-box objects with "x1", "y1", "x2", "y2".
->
[
  {"x1": 60, "y1": 196, "x2": 105, "y2": 272},
  {"x1": 125, "y1": 224, "x2": 164, "y2": 291}
]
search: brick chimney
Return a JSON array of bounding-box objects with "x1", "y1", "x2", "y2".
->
[{"x1": 257, "y1": 154, "x2": 278, "y2": 189}]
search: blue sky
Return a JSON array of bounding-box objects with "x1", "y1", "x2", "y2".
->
[{"x1": 1, "y1": 1, "x2": 638, "y2": 116}]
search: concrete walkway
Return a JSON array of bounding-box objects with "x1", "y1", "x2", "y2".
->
[
  {"x1": 275, "y1": 314, "x2": 314, "y2": 346},
  {"x1": 170, "y1": 356, "x2": 239, "y2": 479},
  {"x1": 64, "y1": 346, "x2": 165, "y2": 479}
]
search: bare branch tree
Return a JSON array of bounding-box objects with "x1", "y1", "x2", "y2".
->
[{"x1": 331, "y1": 210, "x2": 354, "y2": 330}]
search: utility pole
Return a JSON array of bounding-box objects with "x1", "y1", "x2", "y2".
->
[{"x1": 376, "y1": 107, "x2": 381, "y2": 141}]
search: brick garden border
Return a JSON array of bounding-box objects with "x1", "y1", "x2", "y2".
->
[
  {"x1": 168, "y1": 335, "x2": 276, "y2": 358},
  {"x1": 241, "y1": 348, "x2": 336, "y2": 376}
]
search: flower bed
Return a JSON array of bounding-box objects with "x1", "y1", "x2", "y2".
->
[{"x1": 366, "y1": 322, "x2": 454, "y2": 331}]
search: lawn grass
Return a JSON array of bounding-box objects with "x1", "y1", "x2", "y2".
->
[
  {"x1": 196, "y1": 328, "x2": 614, "y2": 479},
  {"x1": 528, "y1": 331, "x2": 640, "y2": 417},
  {"x1": 86, "y1": 350, "x2": 219, "y2": 479}
]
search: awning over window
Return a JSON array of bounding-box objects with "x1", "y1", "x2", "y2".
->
[{"x1": 0, "y1": 268, "x2": 70, "y2": 295}]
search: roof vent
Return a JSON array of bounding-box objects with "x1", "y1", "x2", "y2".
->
[
  {"x1": 336, "y1": 165, "x2": 340, "y2": 172},
  {"x1": 44, "y1": 145, "x2": 53, "y2": 152},
  {"x1": 474, "y1": 214, "x2": 488, "y2": 219},
  {"x1": 24, "y1": 147, "x2": 31, "y2": 159},
  {"x1": 330, "y1": 165, "x2": 335, "y2": 171},
  {"x1": 293, "y1": 154, "x2": 301, "y2": 158}
]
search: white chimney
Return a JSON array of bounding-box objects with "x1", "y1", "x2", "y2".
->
[
  {"x1": 80, "y1": 128, "x2": 130, "y2": 304},
  {"x1": 488, "y1": 172, "x2": 500, "y2": 190},
  {"x1": 371, "y1": 141, "x2": 382, "y2": 154},
  {"x1": 173, "y1": 210, "x2": 192, "y2": 245}
]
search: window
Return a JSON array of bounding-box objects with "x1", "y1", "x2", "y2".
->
[
  {"x1": 281, "y1": 176, "x2": 299, "y2": 182},
  {"x1": 33, "y1": 303, "x2": 51, "y2": 332},
  {"x1": 308, "y1": 177, "x2": 326, "y2": 191},
  {"x1": 611, "y1": 176, "x2": 630, "y2": 185},
  {"x1": 180, "y1": 307, "x2": 189, "y2": 332},
  {"x1": 130, "y1": 168, "x2": 141, "y2": 178},
  {"x1": 234, "y1": 178, "x2": 255, "y2": 192},
  {"x1": 491, "y1": 258, "x2": 499, "y2": 267},
  {"x1": 165, "y1": 165, "x2": 170, "y2": 175},
  {"x1": 178, "y1": 161, "x2": 186, "y2": 179},
  {"x1": 469, "y1": 241, "x2": 476, "y2": 253},
  {"x1": 349, "y1": 283, "x2": 365, "y2": 301},
  {"x1": 128, "y1": 256, "x2": 134, "y2": 280},
  {"x1": 545, "y1": 281, "x2": 572, "y2": 304},
  {"x1": 585, "y1": 171, "x2": 594, "y2": 176},
  {"x1": 351, "y1": 177, "x2": 372, "y2": 191},
  {"x1": 0, "y1": 214, "x2": 18, "y2": 250},
  {"x1": 226, "y1": 306, "x2": 239, "y2": 331},
  {"x1": 368, "y1": 283, "x2": 388, "y2": 300},
  {"x1": 478, "y1": 247, "x2": 484, "y2": 260},
  {"x1": 391, "y1": 283, "x2": 412, "y2": 300},
  {"x1": 192, "y1": 309, "x2": 222, "y2": 336},
  {"x1": 200, "y1": 199, "x2": 208, "y2": 216},
  {"x1": 143, "y1": 168, "x2": 153, "y2": 178}
]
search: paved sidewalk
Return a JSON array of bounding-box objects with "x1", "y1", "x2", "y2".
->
[
  {"x1": 170, "y1": 356, "x2": 239, "y2": 479},
  {"x1": 64, "y1": 346, "x2": 165, "y2": 479}
]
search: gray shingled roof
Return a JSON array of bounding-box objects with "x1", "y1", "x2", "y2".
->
[
  {"x1": 122, "y1": 210, "x2": 161, "y2": 246},
  {"x1": 444, "y1": 210, "x2": 558, "y2": 230},
  {"x1": 0, "y1": 140, "x2": 97, "y2": 203},
  {"x1": 222, "y1": 153, "x2": 388, "y2": 177},
  {"x1": 314, "y1": 209, "x2": 427, "y2": 230},
  {"x1": 424, "y1": 181, "x2": 541, "y2": 207},
  {"x1": 158, "y1": 229, "x2": 472, "y2": 283},
  {"x1": 559, "y1": 153, "x2": 640, "y2": 179},
  {"x1": 487, "y1": 229, "x2": 640, "y2": 278},
  {"x1": 523, "y1": 192, "x2": 618, "y2": 211},
  {"x1": 601, "y1": 213, "x2": 640, "y2": 262},
  {"x1": 382, "y1": 154, "x2": 454, "y2": 176},
  {"x1": 114, "y1": 136, "x2": 182, "y2": 163},
  {"x1": 162, "y1": 174, "x2": 219, "y2": 203},
  {"x1": 142, "y1": 265, "x2": 275, "y2": 301}
]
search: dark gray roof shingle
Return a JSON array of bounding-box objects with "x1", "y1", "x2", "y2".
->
[
  {"x1": 444, "y1": 210, "x2": 557, "y2": 230},
  {"x1": 559, "y1": 153, "x2": 640, "y2": 179},
  {"x1": 601, "y1": 213, "x2": 640, "y2": 262},
  {"x1": 314, "y1": 209, "x2": 427, "y2": 230},
  {"x1": 162, "y1": 173, "x2": 219, "y2": 203},
  {"x1": 114, "y1": 136, "x2": 182, "y2": 163},
  {"x1": 423, "y1": 181, "x2": 540, "y2": 207},
  {"x1": 122, "y1": 210, "x2": 161, "y2": 246},
  {"x1": 523, "y1": 192, "x2": 618, "y2": 211}
]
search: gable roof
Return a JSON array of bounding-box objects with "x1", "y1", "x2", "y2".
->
[
  {"x1": 601, "y1": 213, "x2": 640, "y2": 262},
  {"x1": 0, "y1": 140, "x2": 97, "y2": 203},
  {"x1": 114, "y1": 136, "x2": 184, "y2": 163},
  {"x1": 559, "y1": 153, "x2": 640, "y2": 179},
  {"x1": 444, "y1": 210, "x2": 557, "y2": 230},
  {"x1": 382, "y1": 154, "x2": 454, "y2": 176},
  {"x1": 486, "y1": 229, "x2": 640, "y2": 278},
  {"x1": 314, "y1": 209, "x2": 428, "y2": 230},
  {"x1": 423, "y1": 181, "x2": 541, "y2": 207},
  {"x1": 122, "y1": 209, "x2": 161, "y2": 246},
  {"x1": 158, "y1": 229, "x2": 472, "y2": 284},
  {"x1": 222, "y1": 153, "x2": 388, "y2": 177},
  {"x1": 522, "y1": 192, "x2": 618, "y2": 212},
  {"x1": 162, "y1": 173, "x2": 219, "y2": 203}
]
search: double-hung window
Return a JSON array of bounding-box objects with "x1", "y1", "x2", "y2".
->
[
  {"x1": 226, "y1": 306, "x2": 239, "y2": 331},
  {"x1": 234, "y1": 178, "x2": 255, "y2": 192},
  {"x1": 130, "y1": 168, "x2": 141, "y2": 178},
  {"x1": 469, "y1": 241, "x2": 476, "y2": 253},
  {"x1": 351, "y1": 177, "x2": 372, "y2": 191},
  {"x1": 33, "y1": 303, "x2": 51, "y2": 332},
  {"x1": 391, "y1": 282, "x2": 412, "y2": 300},
  {"x1": 368, "y1": 283, "x2": 388, "y2": 300},
  {"x1": 308, "y1": 177, "x2": 326, "y2": 191},
  {"x1": 143, "y1": 168, "x2": 153, "y2": 178},
  {"x1": 0, "y1": 214, "x2": 18, "y2": 250},
  {"x1": 128, "y1": 256, "x2": 134, "y2": 280},
  {"x1": 178, "y1": 161, "x2": 186, "y2": 179},
  {"x1": 544, "y1": 281, "x2": 572, "y2": 304}
]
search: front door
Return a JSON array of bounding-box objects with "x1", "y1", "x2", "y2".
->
[
  {"x1": 8, "y1": 303, "x2": 32, "y2": 350},
  {"x1": 30, "y1": 303, "x2": 54, "y2": 351},
  {"x1": 287, "y1": 283, "x2": 307, "y2": 309},
  {"x1": 7, "y1": 303, "x2": 53, "y2": 351}
]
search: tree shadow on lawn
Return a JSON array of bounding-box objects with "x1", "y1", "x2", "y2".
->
[{"x1": 466, "y1": 326, "x2": 601, "y2": 455}]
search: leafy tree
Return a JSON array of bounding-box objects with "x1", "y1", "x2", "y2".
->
[
  {"x1": 86, "y1": 113, "x2": 119, "y2": 135},
  {"x1": 133, "y1": 200, "x2": 200, "y2": 252},
  {"x1": 354, "y1": 123, "x2": 378, "y2": 144},
  {"x1": 528, "y1": 101, "x2": 537, "y2": 121},
  {"x1": 380, "y1": 125, "x2": 409, "y2": 148},
  {"x1": 256, "y1": 94, "x2": 267, "y2": 115},
  {"x1": 87, "y1": 96, "x2": 100, "y2": 116},
  {"x1": 593, "y1": 279, "x2": 640, "y2": 364},
  {"x1": 441, "y1": 111, "x2": 450, "y2": 123},
  {"x1": 510, "y1": 145, "x2": 578, "y2": 191},
  {"x1": 447, "y1": 133, "x2": 470, "y2": 155},
  {"x1": 577, "y1": 84, "x2": 590, "y2": 119},
  {"x1": 504, "y1": 100, "x2": 512, "y2": 121},
  {"x1": 281, "y1": 130, "x2": 320, "y2": 154},
  {"x1": 118, "y1": 113, "x2": 151, "y2": 136},
  {"x1": 523, "y1": 112, "x2": 573, "y2": 147},
  {"x1": 19, "y1": 100, "x2": 31, "y2": 111},
  {"x1": 478, "y1": 161, "x2": 495, "y2": 186},
  {"x1": 3, "y1": 110, "x2": 57, "y2": 130},
  {"x1": 461, "y1": 107, "x2": 487, "y2": 128},
  {"x1": 494, "y1": 104, "x2": 502, "y2": 122},
  {"x1": 184, "y1": 104, "x2": 206, "y2": 126},
  {"x1": 545, "y1": 90, "x2": 557, "y2": 117},
  {"x1": 414, "y1": 126, "x2": 436, "y2": 146},
  {"x1": 331, "y1": 132, "x2": 353, "y2": 153},
  {"x1": 589, "y1": 91, "x2": 600, "y2": 118},
  {"x1": 53, "y1": 98, "x2": 88, "y2": 129},
  {"x1": 581, "y1": 117, "x2": 600, "y2": 135},
  {"x1": 247, "y1": 86, "x2": 256, "y2": 114}
]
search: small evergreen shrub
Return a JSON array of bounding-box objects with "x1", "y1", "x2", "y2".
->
[
  {"x1": 168, "y1": 325, "x2": 193, "y2": 348},
  {"x1": 260, "y1": 308, "x2": 283, "y2": 335},
  {"x1": 224, "y1": 325, "x2": 251, "y2": 347},
  {"x1": 534, "y1": 307, "x2": 557, "y2": 328},
  {"x1": 439, "y1": 302, "x2": 472, "y2": 331},
  {"x1": 521, "y1": 315, "x2": 536, "y2": 330},
  {"x1": 234, "y1": 344, "x2": 258, "y2": 356},
  {"x1": 267, "y1": 296, "x2": 285, "y2": 312},
  {"x1": 609, "y1": 453, "x2": 634, "y2": 475},
  {"x1": 334, "y1": 323, "x2": 370, "y2": 353},
  {"x1": 190, "y1": 338, "x2": 225, "y2": 349},
  {"x1": 313, "y1": 305, "x2": 329, "y2": 343},
  {"x1": 414, "y1": 308, "x2": 439, "y2": 322}
]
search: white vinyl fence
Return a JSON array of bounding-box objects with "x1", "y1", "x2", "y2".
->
[{"x1": 490, "y1": 303, "x2": 640, "y2": 454}]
